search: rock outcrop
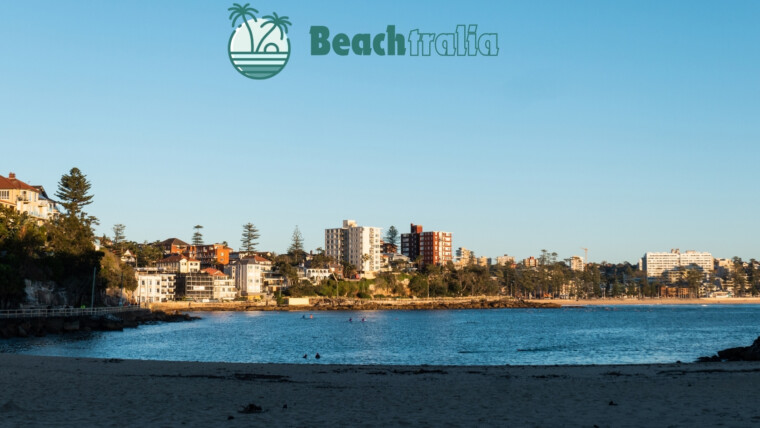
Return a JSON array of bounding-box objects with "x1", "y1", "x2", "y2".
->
[
  {"x1": 0, "y1": 310, "x2": 198, "y2": 339},
  {"x1": 698, "y1": 336, "x2": 760, "y2": 362}
]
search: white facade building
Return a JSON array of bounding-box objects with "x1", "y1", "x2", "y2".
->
[
  {"x1": 156, "y1": 254, "x2": 200, "y2": 274},
  {"x1": 225, "y1": 256, "x2": 273, "y2": 296},
  {"x1": 325, "y1": 220, "x2": 382, "y2": 274},
  {"x1": 297, "y1": 266, "x2": 332, "y2": 284},
  {"x1": 213, "y1": 276, "x2": 237, "y2": 301},
  {"x1": 570, "y1": 256, "x2": 585, "y2": 272},
  {"x1": 134, "y1": 268, "x2": 176, "y2": 303},
  {"x1": 639, "y1": 249, "x2": 713, "y2": 279}
]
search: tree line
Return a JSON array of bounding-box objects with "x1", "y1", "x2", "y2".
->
[{"x1": 0, "y1": 168, "x2": 137, "y2": 308}]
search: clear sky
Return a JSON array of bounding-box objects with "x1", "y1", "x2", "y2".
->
[{"x1": 1, "y1": 0, "x2": 758, "y2": 263}]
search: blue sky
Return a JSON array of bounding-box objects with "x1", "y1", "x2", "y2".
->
[{"x1": 1, "y1": 1, "x2": 758, "y2": 263}]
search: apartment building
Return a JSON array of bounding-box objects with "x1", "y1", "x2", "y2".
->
[
  {"x1": 188, "y1": 244, "x2": 232, "y2": 267},
  {"x1": 639, "y1": 249, "x2": 713, "y2": 279},
  {"x1": 570, "y1": 256, "x2": 585, "y2": 272},
  {"x1": 133, "y1": 268, "x2": 176, "y2": 303},
  {"x1": 325, "y1": 220, "x2": 382, "y2": 274},
  {"x1": 175, "y1": 272, "x2": 214, "y2": 301},
  {"x1": 495, "y1": 255, "x2": 516, "y2": 266},
  {"x1": 225, "y1": 255, "x2": 273, "y2": 296},
  {"x1": 202, "y1": 268, "x2": 237, "y2": 301},
  {"x1": 456, "y1": 247, "x2": 474, "y2": 266},
  {"x1": 400, "y1": 224, "x2": 453, "y2": 266}
]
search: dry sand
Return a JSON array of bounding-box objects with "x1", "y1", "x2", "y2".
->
[
  {"x1": 538, "y1": 297, "x2": 760, "y2": 307},
  {"x1": 1, "y1": 354, "x2": 759, "y2": 427}
]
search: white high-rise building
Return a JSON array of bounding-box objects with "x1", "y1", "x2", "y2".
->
[
  {"x1": 325, "y1": 220, "x2": 382, "y2": 274},
  {"x1": 570, "y1": 256, "x2": 585, "y2": 272},
  {"x1": 639, "y1": 249, "x2": 713, "y2": 279}
]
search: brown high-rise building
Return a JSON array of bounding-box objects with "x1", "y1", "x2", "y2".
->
[{"x1": 401, "y1": 224, "x2": 452, "y2": 266}]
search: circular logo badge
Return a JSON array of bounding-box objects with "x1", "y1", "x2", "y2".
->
[{"x1": 228, "y1": 6, "x2": 291, "y2": 80}]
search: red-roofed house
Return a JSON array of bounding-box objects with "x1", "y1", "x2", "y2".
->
[
  {"x1": 159, "y1": 238, "x2": 189, "y2": 256},
  {"x1": 0, "y1": 172, "x2": 59, "y2": 222}
]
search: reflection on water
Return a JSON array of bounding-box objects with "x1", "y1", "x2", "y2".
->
[{"x1": 2, "y1": 305, "x2": 760, "y2": 366}]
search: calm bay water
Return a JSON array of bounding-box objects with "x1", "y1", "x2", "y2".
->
[{"x1": 2, "y1": 305, "x2": 760, "y2": 365}]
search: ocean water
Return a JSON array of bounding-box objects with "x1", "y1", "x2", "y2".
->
[{"x1": 2, "y1": 305, "x2": 760, "y2": 366}]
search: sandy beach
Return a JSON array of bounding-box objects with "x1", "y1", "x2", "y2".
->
[
  {"x1": 543, "y1": 297, "x2": 760, "y2": 307},
  {"x1": 146, "y1": 297, "x2": 760, "y2": 314},
  {"x1": 2, "y1": 354, "x2": 759, "y2": 427}
]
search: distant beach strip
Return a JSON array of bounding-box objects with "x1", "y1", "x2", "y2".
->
[{"x1": 230, "y1": 52, "x2": 289, "y2": 79}]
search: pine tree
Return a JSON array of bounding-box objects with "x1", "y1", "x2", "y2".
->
[
  {"x1": 288, "y1": 225, "x2": 304, "y2": 256},
  {"x1": 112, "y1": 224, "x2": 126, "y2": 250},
  {"x1": 55, "y1": 167, "x2": 95, "y2": 220},
  {"x1": 49, "y1": 168, "x2": 98, "y2": 254},
  {"x1": 385, "y1": 225, "x2": 399, "y2": 247},
  {"x1": 192, "y1": 225, "x2": 204, "y2": 246},
  {"x1": 240, "y1": 223, "x2": 260, "y2": 253}
]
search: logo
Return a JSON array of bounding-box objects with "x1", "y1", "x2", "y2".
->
[
  {"x1": 310, "y1": 25, "x2": 498, "y2": 57},
  {"x1": 227, "y1": 3, "x2": 291, "y2": 80}
]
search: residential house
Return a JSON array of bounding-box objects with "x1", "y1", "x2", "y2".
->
[
  {"x1": 159, "y1": 238, "x2": 189, "y2": 256},
  {"x1": 0, "y1": 172, "x2": 59, "y2": 222},
  {"x1": 156, "y1": 254, "x2": 201, "y2": 273},
  {"x1": 297, "y1": 266, "x2": 332, "y2": 284},
  {"x1": 120, "y1": 249, "x2": 137, "y2": 266}
]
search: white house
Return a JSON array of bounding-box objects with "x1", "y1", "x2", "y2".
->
[
  {"x1": 298, "y1": 266, "x2": 332, "y2": 284},
  {"x1": 225, "y1": 256, "x2": 272, "y2": 297}
]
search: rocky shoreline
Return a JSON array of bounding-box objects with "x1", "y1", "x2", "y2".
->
[
  {"x1": 699, "y1": 336, "x2": 760, "y2": 362},
  {"x1": 0, "y1": 309, "x2": 197, "y2": 339}
]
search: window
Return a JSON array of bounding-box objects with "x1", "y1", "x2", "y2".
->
[{"x1": 0, "y1": 190, "x2": 8, "y2": 200}]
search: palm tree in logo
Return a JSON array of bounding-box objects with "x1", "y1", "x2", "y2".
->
[
  {"x1": 255, "y1": 12, "x2": 292, "y2": 53},
  {"x1": 228, "y1": 3, "x2": 259, "y2": 52}
]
